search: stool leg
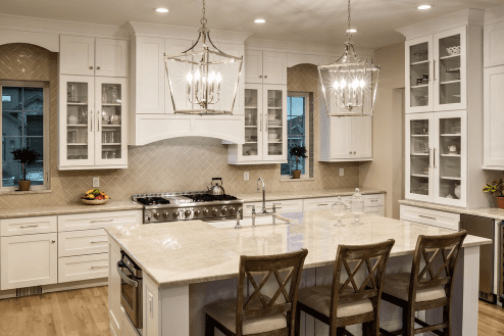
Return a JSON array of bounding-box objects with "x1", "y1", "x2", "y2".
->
[
  {"x1": 205, "y1": 314, "x2": 214, "y2": 336},
  {"x1": 443, "y1": 305, "x2": 451, "y2": 336},
  {"x1": 294, "y1": 307, "x2": 301, "y2": 336}
]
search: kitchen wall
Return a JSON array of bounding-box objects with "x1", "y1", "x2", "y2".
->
[
  {"x1": 0, "y1": 45, "x2": 359, "y2": 208},
  {"x1": 360, "y1": 43, "x2": 405, "y2": 219}
]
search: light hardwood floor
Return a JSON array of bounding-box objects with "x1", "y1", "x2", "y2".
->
[{"x1": 0, "y1": 287, "x2": 503, "y2": 335}]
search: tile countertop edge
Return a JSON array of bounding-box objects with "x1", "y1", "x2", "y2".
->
[
  {"x1": 399, "y1": 199, "x2": 504, "y2": 221},
  {"x1": 236, "y1": 188, "x2": 387, "y2": 203},
  {"x1": 0, "y1": 201, "x2": 143, "y2": 219}
]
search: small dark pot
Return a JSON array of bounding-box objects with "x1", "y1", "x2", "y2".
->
[
  {"x1": 497, "y1": 196, "x2": 504, "y2": 209},
  {"x1": 18, "y1": 180, "x2": 31, "y2": 191},
  {"x1": 292, "y1": 170, "x2": 301, "y2": 179}
]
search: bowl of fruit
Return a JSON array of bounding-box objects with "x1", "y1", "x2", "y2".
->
[{"x1": 81, "y1": 189, "x2": 110, "y2": 205}]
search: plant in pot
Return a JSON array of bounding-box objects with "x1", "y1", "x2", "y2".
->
[
  {"x1": 289, "y1": 145, "x2": 307, "y2": 179},
  {"x1": 483, "y1": 178, "x2": 504, "y2": 209},
  {"x1": 11, "y1": 147, "x2": 40, "y2": 191}
]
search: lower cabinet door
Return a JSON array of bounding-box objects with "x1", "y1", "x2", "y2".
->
[
  {"x1": 0, "y1": 233, "x2": 58, "y2": 290},
  {"x1": 109, "y1": 242, "x2": 123, "y2": 335},
  {"x1": 58, "y1": 253, "x2": 109, "y2": 283},
  {"x1": 122, "y1": 308, "x2": 140, "y2": 336}
]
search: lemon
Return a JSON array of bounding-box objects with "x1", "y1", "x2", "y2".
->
[{"x1": 88, "y1": 194, "x2": 95, "y2": 200}]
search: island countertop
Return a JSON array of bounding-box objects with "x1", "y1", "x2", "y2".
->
[
  {"x1": 105, "y1": 211, "x2": 491, "y2": 289},
  {"x1": 235, "y1": 187, "x2": 386, "y2": 202}
]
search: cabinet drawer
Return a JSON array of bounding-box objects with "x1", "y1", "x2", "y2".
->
[
  {"x1": 58, "y1": 210, "x2": 142, "y2": 232},
  {"x1": 58, "y1": 229, "x2": 108, "y2": 257},
  {"x1": 365, "y1": 206, "x2": 385, "y2": 216},
  {"x1": 400, "y1": 205, "x2": 459, "y2": 231},
  {"x1": 243, "y1": 199, "x2": 303, "y2": 217},
  {"x1": 303, "y1": 197, "x2": 350, "y2": 211},
  {"x1": 58, "y1": 253, "x2": 109, "y2": 283},
  {"x1": 0, "y1": 216, "x2": 57, "y2": 237},
  {"x1": 364, "y1": 194, "x2": 384, "y2": 207}
]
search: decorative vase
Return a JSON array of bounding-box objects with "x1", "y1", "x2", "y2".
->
[
  {"x1": 454, "y1": 184, "x2": 461, "y2": 199},
  {"x1": 292, "y1": 170, "x2": 301, "y2": 179},
  {"x1": 497, "y1": 196, "x2": 504, "y2": 209},
  {"x1": 18, "y1": 180, "x2": 31, "y2": 191}
]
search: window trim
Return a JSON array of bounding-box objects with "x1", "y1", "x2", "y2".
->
[
  {"x1": 281, "y1": 92, "x2": 311, "y2": 179},
  {"x1": 0, "y1": 80, "x2": 50, "y2": 192}
]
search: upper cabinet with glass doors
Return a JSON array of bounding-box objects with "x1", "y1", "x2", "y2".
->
[
  {"x1": 406, "y1": 27, "x2": 467, "y2": 113},
  {"x1": 59, "y1": 76, "x2": 128, "y2": 170}
]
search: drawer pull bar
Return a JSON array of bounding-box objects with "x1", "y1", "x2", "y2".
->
[
  {"x1": 90, "y1": 265, "x2": 108, "y2": 269},
  {"x1": 90, "y1": 241, "x2": 108, "y2": 244},
  {"x1": 369, "y1": 200, "x2": 379, "y2": 202},
  {"x1": 90, "y1": 219, "x2": 114, "y2": 223},
  {"x1": 317, "y1": 204, "x2": 329, "y2": 206},
  {"x1": 419, "y1": 215, "x2": 436, "y2": 220},
  {"x1": 20, "y1": 224, "x2": 39, "y2": 228}
]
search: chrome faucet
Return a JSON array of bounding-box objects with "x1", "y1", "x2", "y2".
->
[{"x1": 257, "y1": 177, "x2": 267, "y2": 214}]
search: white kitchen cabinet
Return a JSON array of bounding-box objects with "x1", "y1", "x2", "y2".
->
[
  {"x1": 109, "y1": 241, "x2": 123, "y2": 336},
  {"x1": 227, "y1": 84, "x2": 287, "y2": 164},
  {"x1": 405, "y1": 27, "x2": 467, "y2": 113},
  {"x1": 243, "y1": 199, "x2": 303, "y2": 217},
  {"x1": 58, "y1": 253, "x2": 109, "y2": 283},
  {"x1": 484, "y1": 19, "x2": 504, "y2": 67},
  {"x1": 0, "y1": 216, "x2": 57, "y2": 237},
  {"x1": 60, "y1": 36, "x2": 128, "y2": 77},
  {"x1": 245, "y1": 50, "x2": 287, "y2": 85},
  {"x1": 58, "y1": 229, "x2": 108, "y2": 257},
  {"x1": 405, "y1": 111, "x2": 467, "y2": 207},
  {"x1": 1, "y1": 233, "x2": 58, "y2": 290},
  {"x1": 319, "y1": 114, "x2": 373, "y2": 162},
  {"x1": 483, "y1": 66, "x2": 504, "y2": 169},
  {"x1": 58, "y1": 210, "x2": 142, "y2": 232},
  {"x1": 58, "y1": 75, "x2": 128, "y2": 170},
  {"x1": 400, "y1": 204, "x2": 459, "y2": 231}
]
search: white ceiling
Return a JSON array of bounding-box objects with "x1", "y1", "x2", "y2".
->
[{"x1": 2, "y1": 0, "x2": 504, "y2": 49}]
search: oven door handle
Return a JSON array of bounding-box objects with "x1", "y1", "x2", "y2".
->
[{"x1": 117, "y1": 261, "x2": 139, "y2": 287}]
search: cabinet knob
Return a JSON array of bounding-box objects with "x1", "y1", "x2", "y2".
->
[
  {"x1": 97, "y1": 66, "x2": 101, "y2": 70},
  {"x1": 349, "y1": 151, "x2": 352, "y2": 154},
  {"x1": 89, "y1": 66, "x2": 93, "y2": 70},
  {"x1": 259, "y1": 75, "x2": 263, "y2": 78},
  {"x1": 353, "y1": 151, "x2": 356, "y2": 154},
  {"x1": 264, "y1": 75, "x2": 268, "y2": 79},
  {"x1": 51, "y1": 240, "x2": 56, "y2": 244}
]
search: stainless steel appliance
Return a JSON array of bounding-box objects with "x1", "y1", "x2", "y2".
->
[
  {"x1": 133, "y1": 191, "x2": 243, "y2": 224},
  {"x1": 500, "y1": 222, "x2": 504, "y2": 304},
  {"x1": 460, "y1": 214, "x2": 496, "y2": 303},
  {"x1": 117, "y1": 251, "x2": 143, "y2": 330}
]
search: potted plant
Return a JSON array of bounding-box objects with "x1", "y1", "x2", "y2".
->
[
  {"x1": 11, "y1": 147, "x2": 40, "y2": 191},
  {"x1": 289, "y1": 145, "x2": 307, "y2": 179},
  {"x1": 483, "y1": 178, "x2": 504, "y2": 209}
]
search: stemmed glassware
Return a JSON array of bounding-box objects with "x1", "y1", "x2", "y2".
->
[
  {"x1": 331, "y1": 197, "x2": 347, "y2": 227},
  {"x1": 351, "y1": 188, "x2": 365, "y2": 225}
]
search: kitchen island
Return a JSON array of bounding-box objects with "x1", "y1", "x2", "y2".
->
[{"x1": 106, "y1": 211, "x2": 491, "y2": 336}]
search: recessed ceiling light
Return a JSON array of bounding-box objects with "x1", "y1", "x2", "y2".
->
[
  {"x1": 346, "y1": 28, "x2": 358, "y2": 34},
  {"x1": 254, "y1": 19, "x2": 266, "y2": 24},
  {"x1": 155, "y1": 8, "x2": 169, "y2": 13},
  {"x1": 417, "y1": 5, "x2": 432, "y2": 10}
]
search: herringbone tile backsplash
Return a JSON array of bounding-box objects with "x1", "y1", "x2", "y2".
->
[{"x1": 0, "y1": 45, "x2": 359, "y2": 208}]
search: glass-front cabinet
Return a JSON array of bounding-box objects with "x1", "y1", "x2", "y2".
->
[
  {"x1": 228, "y1": 84, "x2": 287, "y2": 164},
  {"x1": 406, "y1": 27, "x2": 466, "y2": 113},
  {"x1": 59, "y1": 76, "x2": 128, "y2": 170},
  {"x1": 405, "y1": 111, "x2": 466, "y2": 207}
]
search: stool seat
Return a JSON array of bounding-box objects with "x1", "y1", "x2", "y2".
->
[
  {"x1": 298, "y1": 285, "x2": 373, "y2": 318},
  {"x1": 382, "y1": 273, "x2": 446, "y2": 303},
  {"x1": 204, "y1": 297, "x2": 287, "y2": 335}
]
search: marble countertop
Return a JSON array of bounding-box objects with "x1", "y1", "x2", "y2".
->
[
  {"x1": 105, "y1": 210, "x2": 490, "y2": 289},
  {"x1": 0, "y1": 200, "x2": 143, "y2": 219},
  {"x1": 399, "y1": 199, "x2": 504, "y2": 221},
  {"x1": 235, "y1": 188, "x2": 386, "y2": 202}
]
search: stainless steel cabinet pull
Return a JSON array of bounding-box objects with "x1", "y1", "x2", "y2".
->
[
  {"x1": 246, "y1": 204, "x2": 255, "y2": 208},
  {"x1": 90, "y1": 110, "x2": 93, "y2": 132},
  {"x1": 51, "y1": 240, "x2": 56, "y2": 243},
  {"x1": 273, "y1": 202, "x2": 282, "y2": 206},
  {"x1": 260, "y1": 114, "x2": 263, "y2": 132},
  {"x1": 89, "y1": 66, "x2": 93, "y2": 70},
  {"x1": 20, "y1": 224, "x2": 38, "y2": 228},
  {"x1": 419, "y1": 215, "x2": 436, "y2": 220},
  {"x1": 369, "y1": 199, "x2": 379, "y2": 202},
  {"x1": 97, "y1": 66, "x2": 101, "y2": 70},
  {"x1": 317, "y1": 204, "x2": 329, "y2": 206},
  {"x1": 432, "y1": 60, "x2": 436, "y2": 81},
  {"x1": 264, "y1": 75, "x2": 268, "y2": 79},
  {"x1": 90, "y1": 241, "x2": 108, "y2": 244},
  {"x1": 91, "y1": 265, "x2": 108, "y2": 269},
  {"x1": 349, "y1": 151, "x2": 352, "y2": 154},
  {"x1": 90, "y1": 219, "x2": 114, "y2": 223},
  {"x1": 259, "y1": 75, "x2": 263, "y2": 78},
  {"x1": 433, "y1": 148, "x2": 437, "y2": 168},
  {"x1": 353, "y1": 151, "x2": 356, "y2": 154},
  {"x1": 96, "y1": 111, "x2": 100, "y2": 132}
]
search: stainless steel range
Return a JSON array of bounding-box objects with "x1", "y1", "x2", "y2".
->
[{"x1": 133, "y1": 191, "x2": 244, "y2": 224}]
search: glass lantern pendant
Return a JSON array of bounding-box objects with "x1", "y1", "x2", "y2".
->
[
  {"x1": 163, "y1": 0, "x2": 243, "y2": 115},
  {"x1": 318, "y1": 0, "x2": 380, "y2": 117}
]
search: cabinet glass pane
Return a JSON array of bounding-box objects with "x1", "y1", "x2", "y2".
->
[
  {"x1": 410, "y1": 119, "x2": 430, "y2": 196},
  {"x1": 100, "y1": 83, "x2": 122, "y2": 160},
  {"x1": 243, "y1": 89, "x2": 258, "y2": 156},
  {"x1": 439, "y1": 118, "x2": 461, "y2": 199},
  {"x1": 410, "y1": 42, "x2": 430, "y2": 108},
  {"x1": 438, "y1": 34, "x2": 461, "y2": 106},
  {"x1": 267, "y1": 90, "x2": 283, "y2": 156},
  {"x1": 66, "y1": 82, "x2": 89, "y2": 160}
]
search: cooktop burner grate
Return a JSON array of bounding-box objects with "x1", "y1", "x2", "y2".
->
[
  {"x1": 181, "y1": 194, "x2": 239, "y2": 202},
  {"x1": 135, "y1": 197, "x2": 170, "y2": 206}
]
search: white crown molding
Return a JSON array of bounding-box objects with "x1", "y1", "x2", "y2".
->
[
  {"x1": 244, "y1": 38, "x2": 374, "y2": 59},
  {"x1": 485, "y1": 4, "x2": 504, "y2": 25},
  {"x1": 397, "y1": 8, "x2": 485, "y2": 40},
  {"x1": 0, "y1": 13, "x2": 129, "y2": 39},
  {"x1": 126, "y1": 21, "x2": 252, "y2": 44}
]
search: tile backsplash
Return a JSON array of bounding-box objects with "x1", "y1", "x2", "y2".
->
[{"x1": 0, "y1": 44, "x2": 359, "y2": 208}]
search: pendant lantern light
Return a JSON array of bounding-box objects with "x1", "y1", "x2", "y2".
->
[
  {"x1": 164, "y1": 0, "x2": 243, "y2": 115},
  {"x1": 318, "y1": 0, "x2": 380, "y2": 116}
]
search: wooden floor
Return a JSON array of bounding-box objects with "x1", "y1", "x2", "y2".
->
[{"x1": 0, "y1": 287, "x2": 503, "y2": 335}]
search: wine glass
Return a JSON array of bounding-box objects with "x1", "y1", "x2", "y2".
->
[{"x1": 331, "y1": 197, "x2": 347, "y2": 227}]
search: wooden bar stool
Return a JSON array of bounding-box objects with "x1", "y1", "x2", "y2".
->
[
  {"x1": 204, "y1": 248, "x2": 308, "y2": 336},
  {"x1": 294, "y1": 239, "x2": 395, "y2": 336},
  {"x1": 380, "y1": 230, "x2": 467, "y2": 336}
]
